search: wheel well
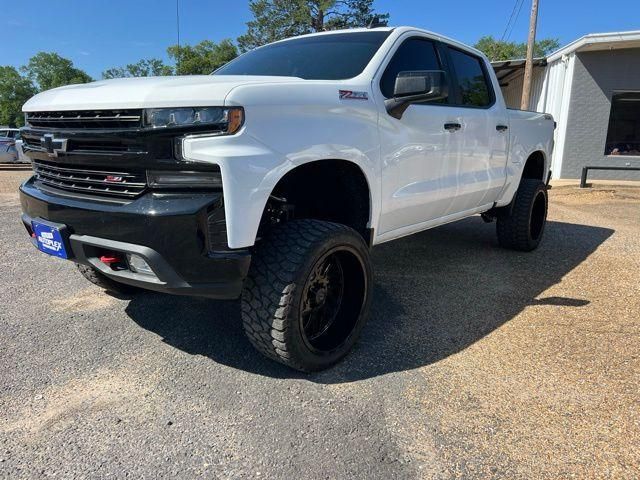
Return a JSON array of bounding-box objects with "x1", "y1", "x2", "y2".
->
[
  {"x1": 522, "y1": 151, "x2": 546, "y2": 181},
  {"x1": 259, "y1": 160, "x2": 371, "y2": 243}
]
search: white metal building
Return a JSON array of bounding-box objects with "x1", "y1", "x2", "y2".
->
[{"x1": 492, "y1": 31, "x2": 640, "y2": 180}]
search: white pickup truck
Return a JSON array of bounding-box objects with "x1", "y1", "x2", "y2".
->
[{"x1": 19, "y1": 26, "x2": 554, "y2": 371}]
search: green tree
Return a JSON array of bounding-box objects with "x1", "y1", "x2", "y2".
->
[
  {"x1": 474, "y1": 36, "x2": 560, "y2": 61},
  {"x1": 167, "y1": 39, "x2": 238, "y2": 75},
  {"x1": 103, "y1": 58, "x2": 173, "y2": 79},
  {"x1": 0, "y1": 66, "x2": 36, "y2": 127},
  {"x1": 237, "y1": 0, "x2": 389, "y2": 52},
  {"x1": 324, "y1": 0, "x2": 389, "y2": 29},
  {"x1": 21, "y1": 52, "x2": 92, "y2": 91}
]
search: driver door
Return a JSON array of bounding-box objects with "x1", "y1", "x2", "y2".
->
[{"x1": 377, "y1": 36, "x2": 459, "y2": 235}]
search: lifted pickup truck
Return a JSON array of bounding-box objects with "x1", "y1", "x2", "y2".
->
[{"x1": 20, "y1": 27, "x2": 554, "y2": 371}]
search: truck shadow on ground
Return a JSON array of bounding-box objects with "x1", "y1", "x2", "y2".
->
[{"x1": 125, "y1": 218, "x2": 613, "y2": 382}]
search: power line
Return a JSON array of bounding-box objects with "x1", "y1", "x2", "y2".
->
[
  {"x1": 505, "y1": 0, "x2": 526, "y2": 42},
  {"x1": 500, "y1": 0, "x2": 521, "y2": 41},
  {"x1": 176, "y1": 0, "x2": 180, "y2": 47},
  {"x1": 176, "y1": 0, "x2": 180, "y2": 72}
]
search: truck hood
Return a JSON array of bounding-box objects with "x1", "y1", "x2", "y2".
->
[{"x1": 22, "y1": 75, "x2": 302, "y2": 112}]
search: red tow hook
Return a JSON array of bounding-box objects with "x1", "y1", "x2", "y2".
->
[
  {"x1": 99, "y1": 255, "x2": 121, "y2": 265},
  {"x1": 99, "y1": 253, "x2": 126, "y2": 270}
]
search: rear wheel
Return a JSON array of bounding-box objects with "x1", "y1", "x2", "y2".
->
[
  {"x1": 496, "y1": 179, "x2": 548, "y2": 251},
  {"x1": 76, "y1": 264, "x2": 141, "y2": 295},
  {"x1": 241, "y1": 219, "x2": 372, "y2": 372}
]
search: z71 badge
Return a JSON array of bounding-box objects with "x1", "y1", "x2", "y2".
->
[{"x1": 339, "y1": 90, "x2": 368, "y2": 100}]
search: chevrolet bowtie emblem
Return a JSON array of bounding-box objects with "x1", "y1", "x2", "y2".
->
[{"x1": 40, "y1": 134, "x2": 68, "y2": 157}]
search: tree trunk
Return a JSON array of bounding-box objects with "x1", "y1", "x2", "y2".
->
[{"x1": 312, "y1": 9, "x2": 324, "y2": 31}]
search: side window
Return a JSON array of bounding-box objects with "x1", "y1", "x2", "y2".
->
[
  {"x1": 447, "y1": 47, "x2": 492, "y2": 107},
  {"x1": 380, "y1": 38, "x2": 441, "y2": 99}
]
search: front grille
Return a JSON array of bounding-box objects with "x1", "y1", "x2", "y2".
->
[
  {"x1": 33, "y1": 160, "x2": 146, "y2": 199},
  {"x1": 69, "y1": 140, "x2": 131, "y2": 152},
  {"x1": 26, "y1": 110, "x2": 143, "y2": 129},
  {"x1": 22, "y1": 134, "x2": 145, "y2": 155},
  {"x1": 22, "y1": 136, "x2": 40, "y2": 148}
]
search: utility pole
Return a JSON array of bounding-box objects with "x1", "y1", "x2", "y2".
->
[{"x1": 521, "y1": 0, "x2": 539, "y2": 110}]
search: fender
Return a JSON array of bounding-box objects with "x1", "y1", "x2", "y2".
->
[
  {"x1": 182, "y1": 130, "x2": 380, "y2": 249},
  {"x1": 495, "y1": 148, "x2": 550, "y2": 208},
  {"x1": 181, "y1": 81, "x2": 383, "y2": 249}
]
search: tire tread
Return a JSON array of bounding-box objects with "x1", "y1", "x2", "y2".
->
[
  {"x1": 241, "y1": 219, "x2": 365, "y2": 371},
  {"x1": 496, "y1": 179, "x2": 547, "y2": 251}
]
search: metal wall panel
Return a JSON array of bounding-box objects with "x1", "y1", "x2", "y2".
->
[{"x1": 496, "y1": 57, "x2": 572, "y2": 178}]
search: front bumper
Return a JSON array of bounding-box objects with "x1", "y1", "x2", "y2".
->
[{"x1": 20, "y1": 177, "x2": 251, "y2": 299}]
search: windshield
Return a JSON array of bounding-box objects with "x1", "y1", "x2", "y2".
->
[{"x1": 214, "y1": 31, "x2": 391, "y2": 80}]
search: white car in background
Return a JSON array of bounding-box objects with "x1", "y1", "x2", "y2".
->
[
  {"x1": 0, "y1": 128, "x2": 29, "y2": 163},
  {"x1": 0, "y1": 128, "x2": 19, "y2": 163}
]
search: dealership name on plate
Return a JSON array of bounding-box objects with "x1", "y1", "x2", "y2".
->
[{"x1": 37, "y1": 231, "x2": 62, "y2": 252}]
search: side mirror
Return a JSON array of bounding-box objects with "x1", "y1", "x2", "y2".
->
[{"x1": 385, "y1": 70, "x2": 448, "y2": 119}]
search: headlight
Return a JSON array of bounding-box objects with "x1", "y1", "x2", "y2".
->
[{"x1": 144, "y1": 106, "x2": 244, "y2": 134}]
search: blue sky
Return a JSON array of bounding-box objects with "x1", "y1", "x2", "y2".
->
[{"x1": 2, "y1": 0, "x2": 638, "y2": 79}]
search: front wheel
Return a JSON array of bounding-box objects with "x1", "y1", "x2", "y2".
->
[
  {"x1": 496, "y1": 178, "x2": 548, "y2": 251},
  {"x1": 241, "y1": 220, "x2": 373, "y2": 372}
]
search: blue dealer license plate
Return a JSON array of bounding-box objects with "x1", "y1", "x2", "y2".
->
[{"x1": 32, "y1": 220, "x2": 69, "y2": 259}]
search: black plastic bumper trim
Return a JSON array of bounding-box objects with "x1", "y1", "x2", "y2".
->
[
  {"x1": 22, "y1": 213, "x2": 248, "y2": 299},
  {"x1": 20, "y1": 179, "x2": 251, "y2": 299}
]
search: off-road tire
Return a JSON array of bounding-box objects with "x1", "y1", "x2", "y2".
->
[
  {"x1": 497, "y1": 178, "x2": 548, "y2": 251},
  {"x1": 76, "y1": 264, "x2": 141, "y2": 295},
  {"x1": 241, "y1": 219, "x2": 372, "y2": 372}
]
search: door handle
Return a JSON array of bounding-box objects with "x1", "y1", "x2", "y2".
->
[
  {"x1": 444, "y1": 122, "x2": 461, "y2": 132},
  {"x1": 496, "y1": 124, "x2": 509, "y2": 132}
]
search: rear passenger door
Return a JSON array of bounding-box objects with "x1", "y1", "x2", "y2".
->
[{"x1": 442, "y1": 45, "x2": 508, "y2": 213}]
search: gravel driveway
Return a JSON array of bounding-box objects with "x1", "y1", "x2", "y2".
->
[{"x1": 1, "y1": 172, "x2": 639, "y2": 479}]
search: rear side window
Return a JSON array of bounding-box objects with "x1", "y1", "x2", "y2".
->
[
  {"x1": 380, "y1": 38, "x2": 440, "y2": 98},
  {"x1": 448, "y1": 48, "x2": 492, "y2": 107}
]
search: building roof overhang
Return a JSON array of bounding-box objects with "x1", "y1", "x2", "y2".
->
[
  {"x1": 547, "y1": 30, "x2": 640, "y2": 61},
  {"x1": 491, "y1": 58, "x2": 547, "y2": 85}
]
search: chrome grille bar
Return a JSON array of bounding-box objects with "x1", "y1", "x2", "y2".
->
[
  {"x1": 26, "y1": 110, "x2": 143, "y2": 129},
  {"x1": 33, "y1": 160, "x2": 146, "y2": 198}
]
